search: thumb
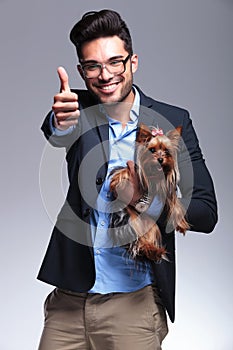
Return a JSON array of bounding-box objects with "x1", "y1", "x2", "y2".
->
[{"x1": 57, "y1": 66, "x2": 71, "y2": 92}]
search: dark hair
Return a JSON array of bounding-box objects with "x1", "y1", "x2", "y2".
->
[{"x1": 70, "y1": 9, "x2": 133, "y2": 59}]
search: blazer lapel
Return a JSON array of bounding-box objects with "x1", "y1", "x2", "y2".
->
[
  {"x1": 80, "y1": 100, "x2": 110, "y2": 164},
  {"x1": 94, "y1": 108, "x2": 109, "y2": 163},
  {"x1": 137, "y1": 86, "x2": 173, "y2": 131},
  {"x1": 137, "y1": 86, "x2": 159, "y2": 126}
]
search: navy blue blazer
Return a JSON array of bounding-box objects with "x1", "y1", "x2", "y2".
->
[{"x1": 37, "y1": 86, "x2": 217, "y2": 322}]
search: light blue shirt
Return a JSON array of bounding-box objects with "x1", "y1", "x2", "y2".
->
[{"x1": 50, "y1": 87, "x2": 163, "y2": 294}]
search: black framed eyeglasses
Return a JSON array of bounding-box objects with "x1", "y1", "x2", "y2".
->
[{"x1": 79, "y1": 54, "x2": 131, "y2": 79}]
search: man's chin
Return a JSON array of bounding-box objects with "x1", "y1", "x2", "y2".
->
[
  {"x1": 97, "y1": 95, "x2": 121, "y2": 105},
  {"x1": 99, "y1": 90, "x2": 132, "y2": 105}
]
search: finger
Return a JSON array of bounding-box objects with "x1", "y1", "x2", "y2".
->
[
  {"x1": 57, "y1": 119, "x2": 79, "y2": 127},
  {"x1": 55, "y1": 110, "x2": 80, "y2": 122},
  {"x1": 127, "y1": 160, "x2": 136, "y2": 176},
  {"x1": 55, "y1": 115, "x2": 79, "y2": 130},
  {"x1": 57, "y1": 66, "x2": 71, "y2": 93},
  {"x1": 54, "y1": 92, "x2": 78, "y2": 103},
  {"x1": 53, "y1": 101, "x2": 79, "y2": 113}
]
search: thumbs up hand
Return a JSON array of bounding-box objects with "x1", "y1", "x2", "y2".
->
[{"x1": 52, "y1": 67, "x2": 80, "y2": 130}]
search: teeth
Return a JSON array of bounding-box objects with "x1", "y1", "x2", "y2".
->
[{"x1": 100, "y1": 84, "x2": 117, "y2": 90}]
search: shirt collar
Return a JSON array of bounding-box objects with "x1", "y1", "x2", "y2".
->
[{"x1": 131, "y1": 85, "x2": 140, "y2": 119}]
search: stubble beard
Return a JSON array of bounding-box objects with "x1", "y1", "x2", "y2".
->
[{"x1": 88, "y1": 75, "x2": 134, "y2": 107}]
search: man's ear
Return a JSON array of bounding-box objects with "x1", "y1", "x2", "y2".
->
[
  {"x1": 131, "y1": 54, "x2": 138, "y2": 74},
  {"x1": 77, "y1": 65, "x2": 85, "y2": 80},
  {"x1": 136, "y1": 123, "x2": 152, "y2": 143}
]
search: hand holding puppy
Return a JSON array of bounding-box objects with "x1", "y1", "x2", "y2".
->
[{"x1": 113, "y1": 160, "x2": 143, "y2": 206}]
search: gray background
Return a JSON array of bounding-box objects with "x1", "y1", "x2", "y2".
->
[{"x1": 0, "y1": 0, "x2": 232, "y2": 349}]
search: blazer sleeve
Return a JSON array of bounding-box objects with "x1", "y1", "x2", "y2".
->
[
  {"x1": 41, "y1": 110, "x2": 81, "y2": 149},
  {"x1": 178, "y1": 110, "x2": 218, "y2": 233}
]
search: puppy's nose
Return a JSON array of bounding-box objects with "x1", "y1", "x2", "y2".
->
[{"x1": 158, "y1": 158, "x2": 163, "y2": 164}]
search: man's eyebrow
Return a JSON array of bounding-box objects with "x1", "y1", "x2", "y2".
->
[
  {"x1": 108, "y1": 55, "x2": 125, "y2": 61},
  {"x1": 80, "y1": 55, "x2": 124, "y2": 65}
]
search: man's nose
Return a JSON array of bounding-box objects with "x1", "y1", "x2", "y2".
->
[{"x1": 98, "y1": 65, "x2": 114, "y2": 80}]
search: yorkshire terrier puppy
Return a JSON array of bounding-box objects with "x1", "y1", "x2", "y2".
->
[{"x1": 109, "y1": 123, "x2": 189, "y2": 261}]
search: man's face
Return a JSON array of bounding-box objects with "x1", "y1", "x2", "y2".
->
[{"x1": 78, "y1": 36, "x2": 138, "y2": 105}]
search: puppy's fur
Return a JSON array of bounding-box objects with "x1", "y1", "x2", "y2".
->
[{"x1": 109, "y1": 123, "x2": 189, "y2": 261}]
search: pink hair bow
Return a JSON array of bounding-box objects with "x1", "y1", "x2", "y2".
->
[{"x1": 151, "y1": 128, "x2": 164, "y2": 137}]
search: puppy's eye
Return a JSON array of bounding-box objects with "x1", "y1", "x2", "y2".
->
[{"x1": 149, "y1": 147, "x2": 156, "y2": 153}]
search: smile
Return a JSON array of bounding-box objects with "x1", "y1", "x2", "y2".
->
[
  {"x1": 96, "y1": 82, "x2": 120, "y2": 93},
  {"x1": 101, "y1": 84, "x2": 118, "y2": 90}
]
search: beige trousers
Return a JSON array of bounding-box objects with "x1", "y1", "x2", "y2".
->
[{"x1": 38, "y1": 285, "x2": 168, "y2": 350}]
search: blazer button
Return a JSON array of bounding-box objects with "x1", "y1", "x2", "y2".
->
[
  {"x1": 84, "y1": 208, "x2": 91, "y2": 217},
  {"x1": 96, "y1": 177, "x2": 103, "y2": 185}
]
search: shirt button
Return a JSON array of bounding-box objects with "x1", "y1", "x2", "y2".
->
[
  {"x1": 100, "y1": 221, "x2": 105, "y2": 226},
  {"x1": 84, "y1": 208, "x2": 91, "y2": 217},
  {"x1": 96, "y1": 177, "x2": 103, "y2": 185},
  {"x1": 96, "y1": 249, "x2": 101, "y2": 255}
]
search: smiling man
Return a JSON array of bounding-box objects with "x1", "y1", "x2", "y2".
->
[
  {"x1": 78, "y1": 37, "x2": 137, "y2": 104},
  {"x1": 37, "y1": 9, "x2": 217, "y2": 350}
]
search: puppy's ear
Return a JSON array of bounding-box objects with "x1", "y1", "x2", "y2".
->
[
  {"x1": 137, "y1": 123, "x2": 152, "y2": 143},
  {"x1": 166, "y1": 126, "x2": 182, "y2": 147}
]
